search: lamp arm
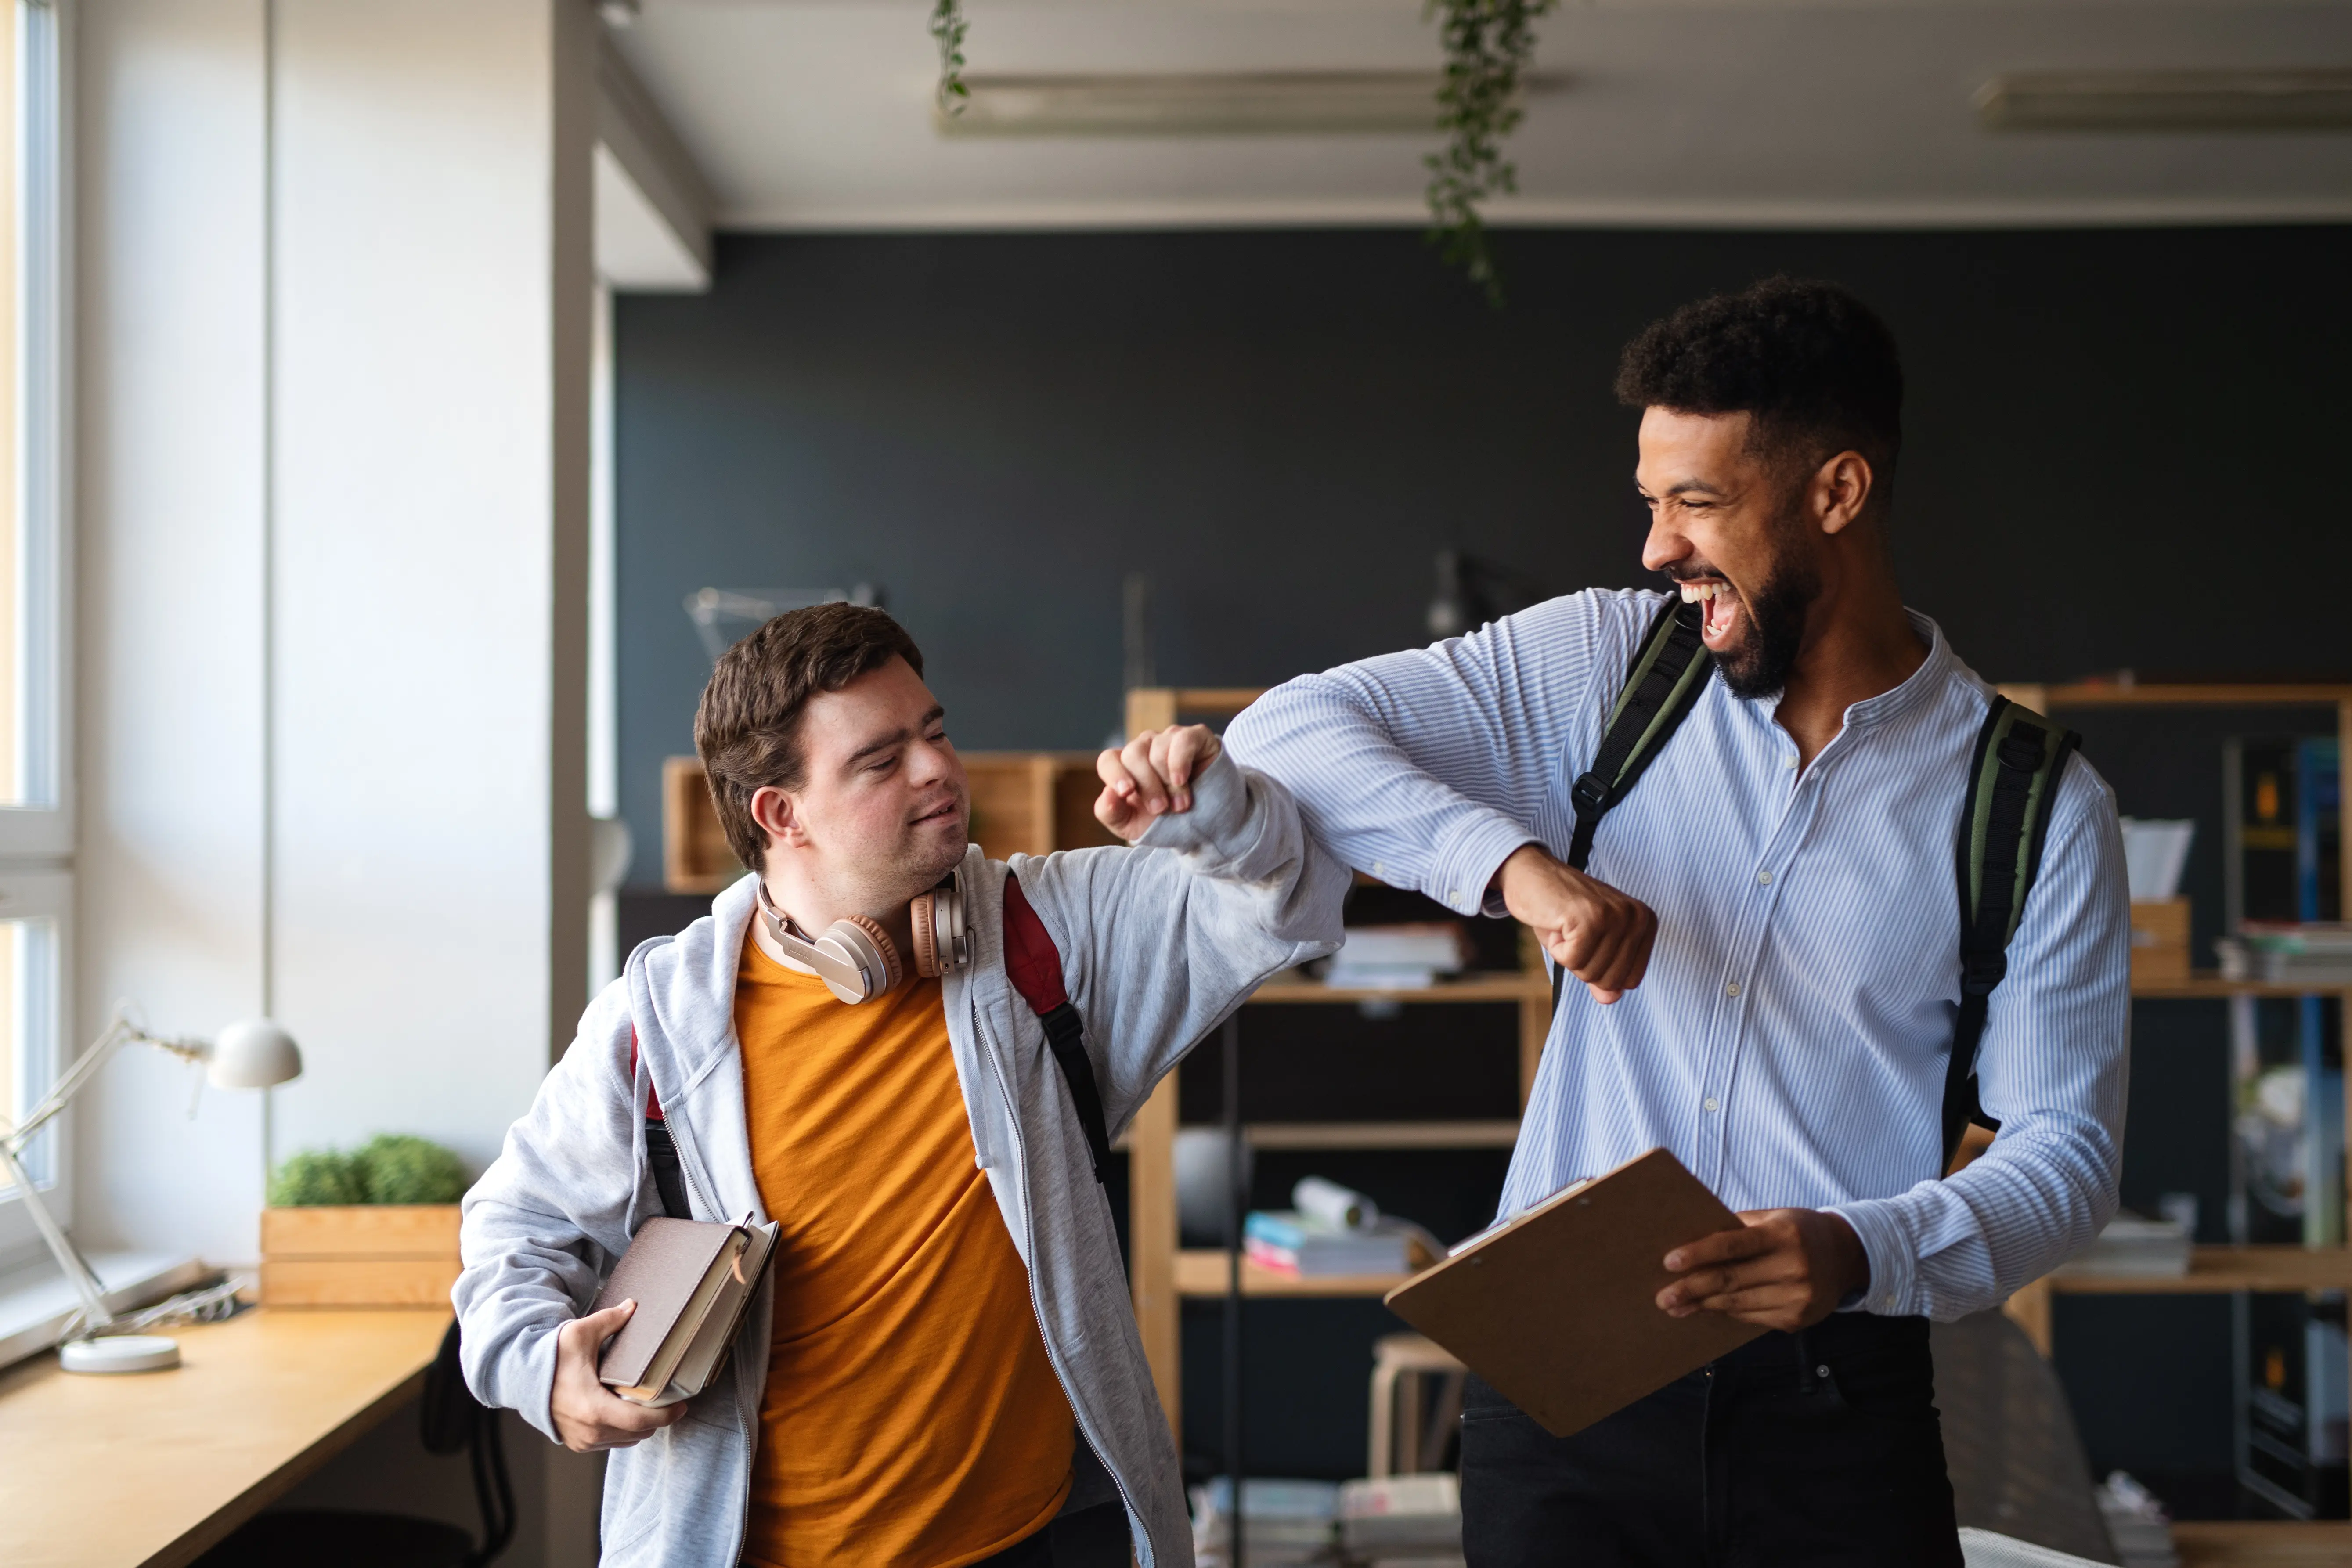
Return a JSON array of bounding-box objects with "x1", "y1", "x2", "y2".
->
[
  {"x1": 0, "y1": 1137, "x2": 115, "y2": 1332},
  {"x1": 2, "y1": 1016, "x2": 205, "y2": 1156}
]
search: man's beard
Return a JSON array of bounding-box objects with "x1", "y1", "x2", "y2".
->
[{"x1": 1714, "y1": 554, "x2": 1819, "y2": 701}]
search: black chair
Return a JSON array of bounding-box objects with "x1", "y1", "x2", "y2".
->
[{"x1": 195, "y1": 1317, "x2": 516, "y2": 1568}]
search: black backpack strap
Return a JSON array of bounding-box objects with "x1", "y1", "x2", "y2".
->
[
  {"x1": 631, "y1": 1028, "x2": 693, "y2": 1219},
  {"x1": 1566, "y1": 596, "x2": 1714, "y2": 874},
  {"x1": 1551, "y1": 595, "x2": 1715, "y2": 1013},
  {"x1": 1944, "y1": 696, "x2": 2080, "y2": 1167}
]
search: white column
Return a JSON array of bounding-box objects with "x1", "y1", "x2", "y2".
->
[
  {"x1": 74, "y1": 0, "x2": 271, "y2": 1265},
  {"x1": 76, "y1": 0, "x2": 596, "y2": 1249},
  {"x1": 267, "y1": 0, "x2": 595, "y2": 1171}
]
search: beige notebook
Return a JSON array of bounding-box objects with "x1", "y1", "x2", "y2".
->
[
  {"x1": 1383, "y1": 1147, "x2": 1763, "y2": 1438},
  {"x1": 590, "y1": 1213, "x2": 780, "y2": 1408}
]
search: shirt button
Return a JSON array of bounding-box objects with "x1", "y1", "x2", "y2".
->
[
  {"x1": 1725, "y1": 981, "x2": 1742, "y2": 998},
  {"x1": 1756, "y1": 869, "x2": 1773, "y2": 885},
  {"x1": 1449, "y1": 888, "x2": 1463, "y2": 903},
  {"x1": 1783, "y1": 756, "x2": 1799, "y2": 770},
  {"x1": 1703, "y1": 1096, "x2": 1719, "y2": 1112}
]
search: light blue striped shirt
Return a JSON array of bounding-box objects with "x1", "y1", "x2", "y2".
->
[{"x1": 1225, "y1": 588, "x2": 2130, "y2": 1321}]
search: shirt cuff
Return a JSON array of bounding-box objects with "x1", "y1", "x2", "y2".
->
[
  {"x1": 1824, "y1": 1197, "x2": 1917, "y2": 1318},
  {"x1": 1429, "y1": 813, "x2": 1542, "y2": 919}
]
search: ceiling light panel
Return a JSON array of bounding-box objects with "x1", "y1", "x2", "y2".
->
[{"x1": 1976, "y1": 69, "x2": 2352, "y2": 132}]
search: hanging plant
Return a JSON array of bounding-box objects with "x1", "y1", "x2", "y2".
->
[
  {"x1": 1425, "y1": 0, "x2": 1557, "y2": 307},
  {"x1": 931, "y1": 0, "x2": 970, "y2": 118}
]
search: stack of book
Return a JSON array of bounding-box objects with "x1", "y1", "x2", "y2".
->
[
  {"x1": 2058, "y1": 1213, "x2": 2192, "y2": 1279},
  {"x1": 2219, "y1": 923, "x2": 2352, "y2": 985},
  {"x1": 1338, "y1": 1474, "x2": 1463, "y2": 1567},
  {"x1": 1190, "y1": 1477, "x2": 1339, "y2": 1568},
  {"x1": 1244, "y1": 1210, "x2": 1413, "y2": 1277},
  {"x1": 1323, "y1": 924, "x2": 1468, "y2": 991}
]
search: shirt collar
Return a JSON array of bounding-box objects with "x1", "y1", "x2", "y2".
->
[
  {"x1": 1838, "y1": 609, "x2": 1955, "y2": 731},
  {"x1": 1744, "y1": 607, "x2": 1957, "y2": 733}
]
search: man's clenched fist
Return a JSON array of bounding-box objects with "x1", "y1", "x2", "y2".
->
[
  {"x1": 1495, "y1": 843, "x2": 1659, "y2": 1004},
  {"x1": 1095, "y1": 724, "x2": 1222, "y2": 843}
]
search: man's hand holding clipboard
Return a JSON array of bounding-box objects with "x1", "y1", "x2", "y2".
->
[{"x1": 1383, "y1": 1148, "x2": 1864, "y2": 1439}]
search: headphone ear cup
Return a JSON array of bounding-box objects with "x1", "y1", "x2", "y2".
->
[
  {"x1": 829, "y1": 915, "x2": 903, "y2": 1000},
  {"x1": 909, "y1": 891, "x2": 942, "y2": 980}
]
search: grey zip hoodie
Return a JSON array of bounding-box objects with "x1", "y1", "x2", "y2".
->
[{"x1": 455, "y1": 755, "x2": 1346, "y2": 1567}]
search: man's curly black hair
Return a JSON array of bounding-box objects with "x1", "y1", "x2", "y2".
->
[{"x1": 1615, "y1": 277, "x2": 1904, "y2": 496}]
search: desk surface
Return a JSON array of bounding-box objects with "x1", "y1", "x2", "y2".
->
[{"x1": 0, "y1": 1308, "x2": 451, "y2": 1568}]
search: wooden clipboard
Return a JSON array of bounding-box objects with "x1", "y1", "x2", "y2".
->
[{"x1": 1383, "y1": 1147, "x2": 1765, "y2": 1438}]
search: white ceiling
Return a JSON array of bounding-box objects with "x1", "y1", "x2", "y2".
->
[{"x1": 611, "y1": 0, "x2": 2352, "y2": 230}]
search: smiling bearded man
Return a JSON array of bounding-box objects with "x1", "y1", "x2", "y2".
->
[{"x1": 1225, "y1": 278, "x2": 2131, "y2": 1566}]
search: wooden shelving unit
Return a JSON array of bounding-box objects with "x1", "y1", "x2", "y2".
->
[
  {"x1": 1119, "y1": 686, "x2": 1556, "y2": 1434},
  {"x1": 1995, "y1": 683, "x2": 2352, "y2": 1539}
]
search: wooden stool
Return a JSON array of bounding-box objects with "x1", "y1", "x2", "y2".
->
[{"x1": 1370, "y1": 1331, "x2": 1467, "y2": 1478}]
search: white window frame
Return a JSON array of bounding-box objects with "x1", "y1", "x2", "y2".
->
[{"x1": 0, "y1": 0, "x2": 76, "y2": 1260}]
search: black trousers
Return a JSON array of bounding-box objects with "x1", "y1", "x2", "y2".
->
[
  {"x1": 1460, "y1": 1313, "x2": 1962, "y2": 1568},
  {"x1": 971, "y1": 1503, "x2": 1130, "y2": 1568}
]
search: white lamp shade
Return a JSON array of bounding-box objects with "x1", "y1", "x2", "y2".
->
[{"x1": 207, "y1": 1017, "x2": 302, "y2": 1089}]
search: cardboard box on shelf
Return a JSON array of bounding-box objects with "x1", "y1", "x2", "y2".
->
[{"x1": 2129, "y1": 898, "x2": 2190, "y2": 987}]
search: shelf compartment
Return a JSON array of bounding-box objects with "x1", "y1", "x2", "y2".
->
[
  {"x1": 2045, "y1": 1245, "x2": 2352, "y2": 1295},
  {"x1": 2172, "y1": 1519, "x2": 2352, "y2": 1566},
  {"x1": 1174, "y1": 1249, "x2": 1410, "y2": 1298},
  {"x1": 1248, "y1": 974, "x2": 1548, "y2": 1005},
  {"x1": 1241, "y1": 1119, "x2": 1520, "y2": 1151},
  {"x1": 2133, "y1": 971, "x2": 2352, "y2": 1000}
]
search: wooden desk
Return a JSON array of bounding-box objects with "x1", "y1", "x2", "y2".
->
[{"x1": 0, "y1": 1308, "x2": 451, "y2": 1568}]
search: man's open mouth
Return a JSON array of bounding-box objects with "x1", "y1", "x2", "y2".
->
[
  {"x1": 912, "y1": 799, "x2": 961, "y2": 826},
  {"x1": 1679, "y1": 579, "x2": 1742, "y2": 648}
]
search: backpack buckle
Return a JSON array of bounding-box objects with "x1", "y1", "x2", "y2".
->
[
  {"x1": 1961, "y1": 949, "x2": 2008, "y2": 996},
  {"x1": 1570, "y1": 771, "x2": 1612, "y2": 816}
]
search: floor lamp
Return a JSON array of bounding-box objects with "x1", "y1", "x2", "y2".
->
[{"x1": 0, "y1": 1009, "x2": 302, "y2": 1373}]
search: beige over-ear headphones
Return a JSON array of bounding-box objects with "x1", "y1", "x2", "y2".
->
[{"x1": 754, "y1": 871, "x2": 970, "y2": 1005}]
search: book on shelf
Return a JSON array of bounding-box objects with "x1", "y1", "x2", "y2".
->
[
  {"x1": 2056, "y1": 1212, "x2": 2191, "y2": 1278},
  {"x1": 589, "y1": 1212, "x2": 779, "y2": 1407},
  {"x1": 1323, "y1": 922, "x2": 1469, "y2": 990},
  {"x1": 1243, "y1": 1210, "x2": 1414, "y2": 1276}
]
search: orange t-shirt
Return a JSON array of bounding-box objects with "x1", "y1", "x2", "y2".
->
[{"x1": 735, "y1": 936, "x2": 1075, "y2": 1568}]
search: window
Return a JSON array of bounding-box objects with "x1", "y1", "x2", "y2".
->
[{"x1": 0, "y1": 0, "x2": 73, "y2": 1250}]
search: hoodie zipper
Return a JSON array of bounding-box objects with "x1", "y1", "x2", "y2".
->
[
  {"x1": 647, "y1": 1086, "x2": 762, "y2": 1567},
  {"x1": 973, "y1": 1003, "x2": 1152, "y2": 1566}
]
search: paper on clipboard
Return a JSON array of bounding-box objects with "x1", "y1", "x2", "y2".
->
[{"x1": 1383, "y1": 1147, "x2": 1764, "y2": 1438}]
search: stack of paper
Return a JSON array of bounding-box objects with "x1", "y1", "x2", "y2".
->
[
  {"x1": 1191, "y1": 1477, "x2": 1339, "y2": 1568},
  {"x1": 1245, "y1": 1211, "x2": 1411, "y2": 1276},
  {"x1": 1338, "y1": 1474, "x2": 1463, "y2": 1566},
  {"x1": 1324, "y1": 924, "x2": 1468, "y2": 990},
  {"x1": 2222, "y1": 923, "x2": 2352, "y2": 984},
  {"x1": 2060, "y1": 1214, "x2": 2191, "y2": 1279}
]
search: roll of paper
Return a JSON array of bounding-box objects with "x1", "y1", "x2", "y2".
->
[{"x1": 1294, "y1": 1175, "x2": 1379, "y2": 1233}]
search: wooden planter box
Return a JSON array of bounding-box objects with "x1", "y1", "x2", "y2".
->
[{"x1": 260, "y1": 1204, "x2": 462, "y2": 1309}]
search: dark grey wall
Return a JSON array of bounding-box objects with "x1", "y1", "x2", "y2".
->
[{"x1": 615, "y1": 224, "x2": 2352, "y2": 888}]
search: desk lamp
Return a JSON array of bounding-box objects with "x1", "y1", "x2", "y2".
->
[{"x1": 0, "y1": 1009, "x2": 303, "y2": 1373}]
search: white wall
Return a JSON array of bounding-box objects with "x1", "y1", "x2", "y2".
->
[{"x1": 77, "y1": 0, "x2": 595, "y2": 1255}]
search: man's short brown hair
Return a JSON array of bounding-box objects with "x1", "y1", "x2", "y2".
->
[{"x1": 694, "y1": 603, "x2": 925, "y2": 873}]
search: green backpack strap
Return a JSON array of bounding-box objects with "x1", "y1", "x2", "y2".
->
[
  {"x1": 1550, "y1": 595, "x2": 1714, "y2": 1013},
  {"x1": 1944, "y1": 695, "x2": 2081, "y2": 1166}
]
